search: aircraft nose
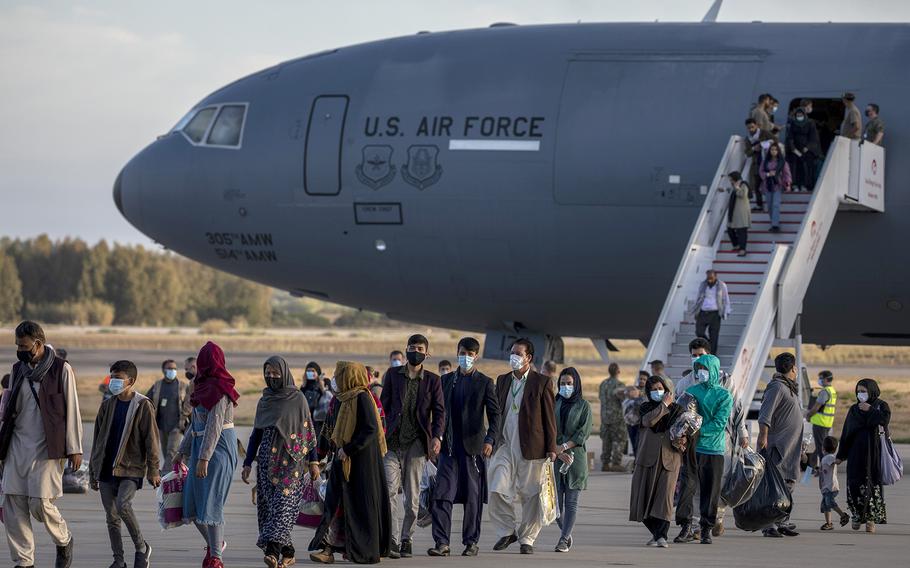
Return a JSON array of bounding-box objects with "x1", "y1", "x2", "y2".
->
[
  {"x1": 113, "y1": 169, "x2": 124, "y2": 217},
  {"x1": 113, "y1": 157, "x2": 146, "y2": 233}
]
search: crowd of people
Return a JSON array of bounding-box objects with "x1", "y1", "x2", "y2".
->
[
  {"x1": 0, "y1": 320, "x2": 897, "y2": 567},
  {"x1": 730, "y1": 92, "x2": 886, "y2": 257}
]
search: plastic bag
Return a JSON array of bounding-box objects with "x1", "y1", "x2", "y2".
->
[
  {"x1": 62, "y1": 463, "x2": 89, "y2": 494},
  {"x1": 539, "y1": 458, "x2": 559, "y2": 526},
  {"x1": 157, "y1": 463, "x2": 189, "y2": 529},
  {"x1": 623, "y1": 399, "x2": 642, "y2": 426},
  {"x1": 417, "y1": 461, "x2": 437, "y2": 528},
  {"x1": 732, "y1": 458, "x2": 792, "y2": 532},
  {"x1": 721, "y1": 447, "x2": 766, "y2": 508},
  {"x1": 296, "y1": 474, "x2": 325, "y2": 528}
]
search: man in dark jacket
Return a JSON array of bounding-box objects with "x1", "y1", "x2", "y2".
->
[
  {"x1": 488, "y1": 338, "x2": 557, "y2": 555},
  {"x1": 380, "y1": 334, "x2": 446, "y2": 558},
  {"x1": 786, "y1": 107, "x2": 821, "y2": 191},
  {"x1": 428, "y1": 337, "x2": 500, "y2": 557}
]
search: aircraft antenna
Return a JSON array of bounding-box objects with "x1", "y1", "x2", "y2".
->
[{"x1": 701, "y1": 0, "x2": 722, "y2": 22}]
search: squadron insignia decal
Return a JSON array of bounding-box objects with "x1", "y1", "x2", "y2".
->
[
  {"x1": 401, "y1": 145, "x2": 443, "y2": 190},
  {"x1": 355, "y1": 145, "x2": 396, "y2": 190}
]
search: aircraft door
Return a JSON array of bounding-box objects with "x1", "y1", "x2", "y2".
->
[{"x1": 304, "y1": 95, "x2": 349, "y2": 195}]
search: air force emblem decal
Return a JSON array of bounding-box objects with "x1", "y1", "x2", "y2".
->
[
  {"x1": 356, "y1": 145, "x2": 396, "y2": 190},
  {"x1": 401, "y1": 145, "x2": 443, "y2": 190}
]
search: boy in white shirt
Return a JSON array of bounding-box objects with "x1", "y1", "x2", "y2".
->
[{"x1": 819, "y1": 436, "x2": 850, "y2": 530}]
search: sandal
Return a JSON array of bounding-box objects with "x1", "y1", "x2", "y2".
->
[
  {"x1": 839, "y1": 512, "x2": 850, "y2": 527},
  {"x1": 820, "y1": 523, "x2": 833, "y2": 531}
]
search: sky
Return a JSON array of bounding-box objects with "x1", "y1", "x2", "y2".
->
[{"x1": 1, "y1": 0, "x2": 908, "y2": 246}]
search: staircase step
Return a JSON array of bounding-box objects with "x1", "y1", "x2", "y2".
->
[
  {"x1": 669, "y1": 353, "x2": 735, "y2": 368},
  {"x1": 678, "y1": 322, "x2": 747, "y2": 337},
  {"x1": 672, "y1": 342, "x2": 737, "y2": 357},
  {"x1": 711, "y1": 271, "x2": 766, "y2": 283}
]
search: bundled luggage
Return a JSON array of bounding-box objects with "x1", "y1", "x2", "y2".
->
[
  {"x1": 62, "y1": 463, "x2": 89, "y2": 494},
  {"x1": 721, "y1": 447, "x2": 766, "y2": 508},
  {"x1": 669, "y1": 393, "x2": 703, "y2": 452},
  {"x1": 417, "y1": 461, "x2": 437, "y2": 528},
  {"x1": 732, "y1": 456, "x2": 792, "y2": 532},
  {"x1": 296, "y1": 474, "x2": 325, "y2": 528}
]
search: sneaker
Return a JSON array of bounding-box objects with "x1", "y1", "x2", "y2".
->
[
  {"x1": 852, "y1": 521, "x2": 861, "y2": 531},
  {"x1": 462, "y1": 544, "x2": 479, "y2": 557},
  {"x1": 656, "y1": 538, "x2": 669, "y2": 548},
  {"x1": 209, "y1": 560, "x2": 224, "y2": 568},
  {"x1": 309, "y1": 548, "x2": 335, "y2": 564},
  {"x1": 840, "y1": 512, "x2": 851, "y2": 527},
  {"x1": 427, "y1": 544, "x2": 450, "y2": 557},
  {"x1": 400, "y1": 540, "x2": 413, "y2": 558},
  {"x1": 555, "y1": 538, "x2": 569, "y2": 553},
  {"x1": 673, "y1": 523, "x2": 695, "y2": 544},
  {"x1": 519, "y1": 544, "x2": 534, "y2": 555},
  {"x1": 779, "y1": 526, "x2": 800, "y2": 537},
  {"x1": 389, "y1": 543, "x2": 401, "y2": 560},
  {"x1": 763, "y1": 528, "x2": 783, "y2": 538},
  {"x1": 55, "y1": 535, "x2": 74, "y2": 568},
  {"x1": 107, "y1": 562, "x2": 127, "y2": 568},
  {"x1": 646, "y1": 538, "x2": 658, "y2": 547},
  {"x1": 135, "y1": 542, "x2": 152, "y2": 568},
  {"x1": 205, "y1": 542, "x2": 228, "y2": 566},
  {"x1": 820, "y1": 523, "x2": 834, "y2": 531},
  {"x1": 712, "y1": 521, "x2": 725, "y2": 537},
  {"x1": 493, "y1": 534, "x2": 517, "y2": 551},
  {"x1": 701, "y1": 534, "x2": 713, "y2": 544}
]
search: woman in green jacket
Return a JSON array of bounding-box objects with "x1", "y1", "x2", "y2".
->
[{"x1": 554, "y1": 367, "x2": 593, "y2": 553}]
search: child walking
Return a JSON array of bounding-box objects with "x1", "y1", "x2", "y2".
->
[
  {"x1": 819, "y1": 436, "x2": 850, "y2": 530},
  {"x1": 89, "y1": 360, "x2": 161, "y2": 568}
]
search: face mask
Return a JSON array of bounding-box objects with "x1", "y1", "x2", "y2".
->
[
  {"x1": 509, "y1": 354, "x2": 526, "y2": 371},
  {"x1": 796, "y1": 116, "x2": 805, "y2": 122},
  {"x1": 695, "y1": 369, "x2": 710, "y2": 382},
  {"x1": 650, "y1": 389, "x2": 665, "y2": 402},
  {"x1": 857, "y1": 392, "x2": 869, "y2": 403},
  {"x1": 391, "y1": 359, "x2": 403, "y2": 368},
  {"x1": 108, "y1": 378, "x2": 126, "y2": 395},
  {"x1": 185, "y1": 371, "x2": 195, "y2": 380},
  {"x1": 406, "y1": 351, "x2": 426, "y2": 366},
  {"x1": 865, "y1": 111, "x2": 873, "y2": 117},
  {"x1": 266, "y1": 375, "x2": 283, "y2": 390},
  {"x1": 559, "y1": 385, "x2": 574, "y2": 398},
  {"x1": 818, "y1": 378, "x2": 826, "y2": 387},
  {"x1": 16, "y1": 348, "x2": 35, "y2": 364},
  {"x1": 330, "y1": 377, "x2": 338, "y2": 392},
  {"x1": 164, "y1": 369, "x2": 177, "y2": 381},
  {"x1": 306, "y1": 370, "x2": 317, "y2": 381},
  {"x1": 772, "y1": 106, "x2": 779, "y2": 114},
  {"x1": 457, "y1": 354, "x2": 475, "y2": 371}
]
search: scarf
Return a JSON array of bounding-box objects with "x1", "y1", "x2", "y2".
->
[
  {"x1": 331, "y1": 361, "x2": 387, "y2": 481},
  {"x1": 254, "y1": 356, "x2": 315, "y2": 488},
  {"x1": 16, "y1": 345, "x2": 57, "y2": 385},
  {"x1": 190, "y1": 341, "x2": 240, "y2": 410},
  {"x1": 639, "y1": 375, "x2": 682, "y2": 433},
  {"x1": 557, "y1": 367, "x2": 583, "y2": 435},
  {"x1": 772, "y1": 372, "x2": 799, "y2": 397}
]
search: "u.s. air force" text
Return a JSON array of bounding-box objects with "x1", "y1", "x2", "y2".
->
[{"x1": 364, "y1": 115, "x2": 545, "y2": 138}]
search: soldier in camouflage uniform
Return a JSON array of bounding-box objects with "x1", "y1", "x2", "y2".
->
[{"x1": 598, "y1": 362, "x2": 627, "y2": 471}]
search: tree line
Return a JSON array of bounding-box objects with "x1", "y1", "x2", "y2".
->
[{"x1": 0, "y1": 235, "x2": 400, "y2": 328}]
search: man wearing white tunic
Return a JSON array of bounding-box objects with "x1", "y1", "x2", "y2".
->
[
  {"x1": 0, "y1": 321, "x2": 82, "y2": 568},
  {"x1": 488, "y1": 338, "x2": 557, "y2": 555}
]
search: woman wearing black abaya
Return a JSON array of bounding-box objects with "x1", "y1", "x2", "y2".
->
[
  {"x1": 836, "y1": 378, "x2": 891, "y2": 533},
  {"x1": 309, "y1": 361, "x2": 391, "y2": 564}
]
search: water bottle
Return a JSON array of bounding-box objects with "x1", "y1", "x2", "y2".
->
[{"x1": 559, "y1": 454, "x2": 573, "y2": 475}]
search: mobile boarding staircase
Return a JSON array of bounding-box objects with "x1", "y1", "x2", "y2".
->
[{"x1": 642, "y1": 135, "x2": 885, "y2": 410}]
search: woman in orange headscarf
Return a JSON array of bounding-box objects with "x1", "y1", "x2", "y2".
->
[{"x1": 309, "y1": 362, "x2": 391, "y2": 564}]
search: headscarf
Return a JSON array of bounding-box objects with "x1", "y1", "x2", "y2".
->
[
  {"x1": 330, "y1": 361, "x2": 387, "y2": 480},
  {"x1": 190, "y1": 341, "x2": 240, "y2": 410},
  {"x1": 855, "y1": 378, "x2": 881, "y2": 403},
  {"x1": 254, "y1": 356, "x2": 316, "y2": 488},
  {"x1": 639, "y1": 375, "x2": 682, "y2": 433},
  {"x1": 557, "y1": 367, "x2": 583, "y2": 434}
]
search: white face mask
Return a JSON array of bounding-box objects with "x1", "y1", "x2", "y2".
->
[
  {"x1": 164, "y1": 369, "x2": 177, "y2": 381},
  {"x1": 306, "y1": 370, "x2": 317, "y2": 381},
  {"x1": 650, "y1": 389, "x2": 665, "y2": 402},
  {"x1": 695, "y1": 369, "x2": 710, "y2": 382},
  {"x1": 559, "y1": 385, "x2": 574, "y2": 398},
  {"x1": 330, "y1": 377, "x2": 338, "y2": 392},
  {"x1": 391, "y1": 359, "x2": 403, "y2": 368},
  {"x1": 509, "y1": 354, "x2": 526, "y2": 371},
  {"x1": 857, "y1": 392, "x2": 869, "y2": 403},
  {"x1": 457, "y1": 354, "x2": 475, "y2": 371}
]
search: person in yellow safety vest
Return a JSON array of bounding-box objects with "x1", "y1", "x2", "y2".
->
[{"x1": 806, "y1": 370, "x2": 837, "y2": 470}]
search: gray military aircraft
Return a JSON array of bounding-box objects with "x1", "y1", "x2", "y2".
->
[{"x1": 114, "y1": 19, "x2": 908, "y2": 363}]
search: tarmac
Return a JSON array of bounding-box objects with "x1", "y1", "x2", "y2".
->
[{"x1": 0, "y1": 425, "x2": 906, "y2": 568}]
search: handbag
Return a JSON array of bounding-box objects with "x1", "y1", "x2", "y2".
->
[
  {"x1": 879, "y1": 425, "x2": 903, "y2": 486},
  {"x1": 157, "y1": 463, "x2": 189, "y2": 529},
  {"x1": 296, "y1": 474, "x2": 325, "y2": 528}
]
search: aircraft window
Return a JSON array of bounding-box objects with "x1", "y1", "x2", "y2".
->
[
  {"x1": 206, "y1": 104, "x2": 246, "y2": 146},
  {"x1": 183, "y1": 107, "x2": 217, "y2": 143}
]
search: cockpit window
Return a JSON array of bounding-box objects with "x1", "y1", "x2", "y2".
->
[
  {"x1": 183, "y1": 107, "x2": 216, "y2": 143},
  {"x1": 206, "y1": 105, "x2": 246, "y2": 146}
]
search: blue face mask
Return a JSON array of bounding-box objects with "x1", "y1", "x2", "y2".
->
[
  {"x1": 306, "y1": 370, "x2": 317, "y2": 381},
  {"x1": 109, "y1": 378, "x2": 126, "y2": 395},
  {"x1": 695, "y1": 369, "x2": 710, "y2": 382},
  {"x1": 164, "y1": 369, "x2": 177, "y2": 381},
  {"x1": 457, "y1": 354, "x2": 475, "y2": 371},
  {"x1": 650, "y1": 389, "x2": 665, "y2": 402},
  {"x1": 559, "y1": 385, "x2": 574, "y2": 398}
]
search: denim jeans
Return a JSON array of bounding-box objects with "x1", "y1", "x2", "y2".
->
[
  {"x1": 556, "y1": 479, "x2": 580, "y2": 541},
  {"x1": 767, "y1": 190, "x2": 782, "y2": 228}
]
